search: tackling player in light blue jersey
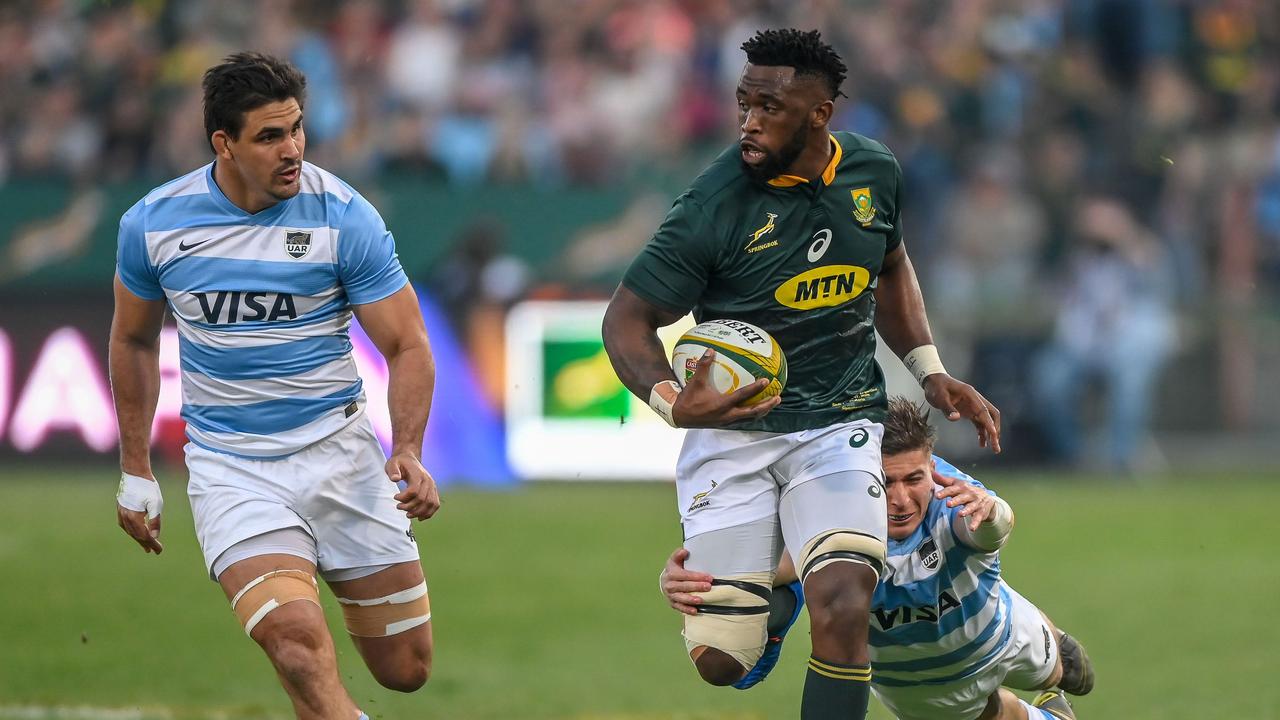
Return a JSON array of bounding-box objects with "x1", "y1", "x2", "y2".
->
[
  {"x1": 111, "y1": 53, "x2": 438, "y2": 720},
  {"x1": 661, "y1": 398, "x2": 1094, "y2": 720}
]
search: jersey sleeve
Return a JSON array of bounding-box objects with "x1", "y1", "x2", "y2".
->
[
  {"x1": 115, "y1": 200, "x2": 165, "y2": 300},
  {"x1": 885, "y1": 153, "x2": 904, "y2": 254},
  {"x1": 621, "y1": 193, "x2": 720, "y2": 313},
  {"x1": 337, "y1": 193, "x2": 409, "y2": 305}
]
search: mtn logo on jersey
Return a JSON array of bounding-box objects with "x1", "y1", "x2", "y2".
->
[
  {"x1": 285, "y1": 230, "x2": 312, "y2": 258},
  {"x1": 192, "y1": 291, "x2": 298, "y2": 324},
  {"x1": 852, "y1": 188, "x2": 875, "y2": 227},
  {"x1": 745, "y1": 212, "x2": 779, "y2": 254},
  {"x1": 775, "y1": 265, "x2": 870, "y2": 309}
]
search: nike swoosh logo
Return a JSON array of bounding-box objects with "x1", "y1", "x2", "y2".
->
[{"x1": 178, "y1": 238, "x2": 211, "y2": 252}]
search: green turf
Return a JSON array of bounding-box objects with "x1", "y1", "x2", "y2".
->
[{"x1": 0, "y1": 469, "x2": 1277, "y2": 719}]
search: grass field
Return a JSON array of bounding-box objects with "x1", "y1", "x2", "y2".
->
[{"x1": 1, "y1": 467, "x2": 1277, "y2": 720}]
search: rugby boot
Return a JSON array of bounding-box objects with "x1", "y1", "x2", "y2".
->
[
  {"x1": 734, "y1": 580, "x2": 804, "y2": 689},
  {"x1": 1056, "y1": 631, "x2": 1095, "y2": 695},
  {"x1": 1033, "y1": 690, "x2": 1076, "y2": 720}
]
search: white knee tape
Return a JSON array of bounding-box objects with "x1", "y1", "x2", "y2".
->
[
  {"x1": 797, "y1": 529, "x2": 886, "y2": 582},
  {"x1": 682, "y1": 572, "x2": 772, "y2": 670}
]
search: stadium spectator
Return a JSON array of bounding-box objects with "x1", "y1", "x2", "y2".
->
[{"x1": 1032, "y1": 196, "x2": 1177, "y2": 472}]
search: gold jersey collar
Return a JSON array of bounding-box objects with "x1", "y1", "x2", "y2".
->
[{"x1": 766, "y1": 134, "x2": 843, "y2": 188}]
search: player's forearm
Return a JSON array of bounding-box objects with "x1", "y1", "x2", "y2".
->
[
  {"x1": 602, "y1": 303, "x2": 679, "y2": 401},
  {"x1": 873, "y1": 248, "x2": 935, "y2": 359},
  {"x1": 385, "y1": 343, "x2": 435, "y2": 458},
  {"x1": 954, "y1": 497, "x2": 1015, "y2": 552},
  {"x1": 109, "y1": 336, "x2": 160, "y2": 477}
]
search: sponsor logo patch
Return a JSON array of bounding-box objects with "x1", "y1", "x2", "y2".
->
[
  {"x1": 775, "y1": 265, "x2": 870, "y2": 309},
  {"x1": 285, "y1": 230, "x2": 312, "y2": 259},
  {"x1": 688, "y1": 480, "x2": 717, "y2": 512},
  {"x1": 852, "y1": 187, "x2": 876, "y2": 226},
  {"x1": 918, "y1": 537, "x2": 940, "y2": 570},
  {"x1": 745, "y1": 212, "x2": 779, "y2": 253}
]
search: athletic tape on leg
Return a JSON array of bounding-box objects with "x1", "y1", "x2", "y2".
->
[
  {"x1": 336, "y1": 582, "x2": 431, "y2": 637},
  {"x1": 230, "y1": 569, "x2": 321, "y2": 636},
  {"x1": 797, "y1": 529, "x2": 886, "y2": 582},
  {"x1": 683, "y1": 572, "x2": 773, "y2": 670}
]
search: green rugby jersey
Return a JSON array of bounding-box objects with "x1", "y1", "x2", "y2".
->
[{"x1": 623, "y1": 131, "x2": 902, "y2": 432}]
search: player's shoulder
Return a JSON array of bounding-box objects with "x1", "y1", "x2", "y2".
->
[
  {"x1": 833, "y1": 131, "x2": 899, "y2": 171},
  {"x1": 299, "y1": 161, "x2": 385, "y2": 230},
  {"x1": 833, "y1": 131, "x2": 896, "y2": 160},
  {"x1": 142, "y1": 163, "x2": 213, "y2": 208},
  {"x1": 298, "y1": 161, "x2": 357, "y2": 205},
  {"x1": 681, "y1": 144, "x2": 754, "y2": 214}
]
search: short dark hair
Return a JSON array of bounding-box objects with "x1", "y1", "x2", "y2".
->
[
  {"x1": 882, "y1": 396, "x2": 936, "y2": 456},
  {"x1": 202, "y1": 52, "x2": 307, "y2": 153},
  {"x1": 741, "y1": 28, "x2": 848, "y2": 100}
]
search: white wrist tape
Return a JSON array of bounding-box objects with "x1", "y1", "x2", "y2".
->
[
  {"x1": 649, "y1": 380, "x2": 682, "y2": 427},
  {"x1": 959, "y1": 495, "x2": 1013, "y2": 551},
  {"x1": 903, "y1": 344, "x2": 947, "y2": 386},
  {"x1": 117, "y1": 472, "x2": 163, "y2": 519}
]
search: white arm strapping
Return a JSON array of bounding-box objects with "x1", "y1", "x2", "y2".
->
[
  {"x1": 953, "y1": 495, "x2": 1013, "y2": 552},
  {"x1": 116, "y1": 472, "x2": 163, "y2": 519},
  {"x1": 649, "y1": 380, "x2": 681, "y2": 427},
  {"x1": 902, "y1": 344, "x2": 947, "y2": 386}
]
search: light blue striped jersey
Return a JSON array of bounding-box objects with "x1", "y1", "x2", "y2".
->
[
  {"x1": 869, "y1": 456, "x2": 1010, "y2": 687},
  {"x1": 116, "y1": 161, "x2": 408, "y2": 458}
]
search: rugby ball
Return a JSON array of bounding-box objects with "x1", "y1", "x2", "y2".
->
[{"x1": 671, "y1": 319, "x2": 787, "y2": 405}]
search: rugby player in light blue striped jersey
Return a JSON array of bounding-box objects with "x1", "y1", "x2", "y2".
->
[
  {"x1": 662, "y1": 398, "x2": 1094, "y2": 720},
  {"x1": 111, "y1": 52, "x2": 436, "y2": 720}
]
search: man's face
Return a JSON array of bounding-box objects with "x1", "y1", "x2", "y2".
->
[
  {"x1": 219, "y1": 98, "x2": 305, "y2": 205},
  {"x1": 882, "y1": 448, "x2": 936, "y2": 541},
  {"x1": 735, "y1": 64, "x2": 823, "y2": 183}
]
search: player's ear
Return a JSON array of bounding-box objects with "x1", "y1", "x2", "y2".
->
[
  {"x1": 811, "y1": 99, "x2": 834, "y2": 128},
  {"x1": 211, "y1": 130, "x2": 233, "y2": 159}
]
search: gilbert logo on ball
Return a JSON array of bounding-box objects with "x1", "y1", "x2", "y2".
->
[{"x1": 670, "y1": 319, "x2": 787, "y2": 406}]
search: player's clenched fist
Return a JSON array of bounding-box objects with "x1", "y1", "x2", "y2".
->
[
  {"x1": 116, "y1": 472, "x2": 164, "y2": 554},
  {"x1": 389, "y1": 454, "x2": 441, "y2": 520}
]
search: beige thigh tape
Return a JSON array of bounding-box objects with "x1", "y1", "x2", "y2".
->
[
  {"x1": 336, "y1": 582, "x2": 432, "y2": 637},
  {"x1": 682, "y1": 572, "x2": 772, "y2": 670},
  {"x1": 797, "y1": 529, "x2": 886, "y2": 582},
  {"x1": 230, "y1": 569, "x2": 321, "y2": 636}
]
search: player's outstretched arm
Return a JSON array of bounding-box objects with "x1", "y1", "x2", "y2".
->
[
  {"x1": 353, "y1": 284, "x2": 440, "y2": 520},
  {"x1": 109, "y1": 275, "x2": 167, "y2": 554},
  {"x1": 874, "y1": 244, "x2": 1001, "y2": 453},
  {"x1": 933, "y1": 468, "x2": 1014, "y2": 551},
  {"x1": 602, "y1": 286, "x2": 779, "y2": 428}
]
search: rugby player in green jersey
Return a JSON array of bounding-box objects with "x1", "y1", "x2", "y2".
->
[{"x1": 602, "y1": 29, "x2": 1001, "y2": 720}]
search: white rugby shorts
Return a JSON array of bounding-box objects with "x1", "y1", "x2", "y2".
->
[
  {"x1": 677, "y1": 418, "x2": 887, "y2": 545},
  {"x1": 186, "y1": 413, "x2": 421, "y2": 580},
  {"x1": 873, "y1": 584, "x2": 1060, "y2": 720}
]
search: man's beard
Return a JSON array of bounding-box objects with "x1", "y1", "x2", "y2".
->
[{"x1": 740, "y1": 124, "x2": 809, "y2": 184}]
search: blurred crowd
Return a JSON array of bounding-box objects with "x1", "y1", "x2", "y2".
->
[{"x1": 2, "y1": 0, "x2": 1279, "y2": 469}]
